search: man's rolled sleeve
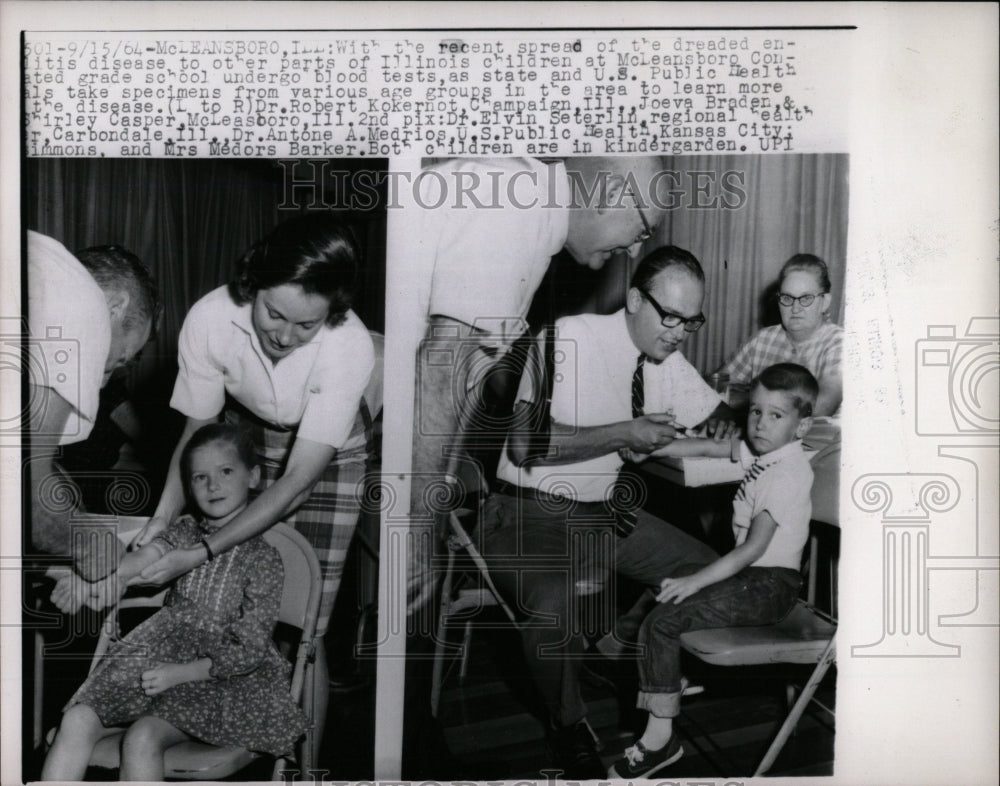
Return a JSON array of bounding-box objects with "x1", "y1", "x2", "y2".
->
[{"x1": 669, "y1": 356, "x2": 723, "y2": 428}]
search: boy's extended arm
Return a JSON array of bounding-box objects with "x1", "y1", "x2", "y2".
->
[
  {"x1": 624, "y1": 433, "x2": 741, "y2": 466},
  {"x1": 657, "y1": 511, "x2": 779, "y2": 604},
  {"x1": 647, "y1": 434, "x2": 737, "y2": 459}
]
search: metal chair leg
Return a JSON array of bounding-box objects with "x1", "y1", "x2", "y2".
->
[
  {"x1": 458, "y1": 621, "x2": 474, "y2": 681},
  {"x1": 754, "y1": 633, "x2": 837, "y2": 776},
  {"x1": 430, "y1": 545, "x2": 457, "y2": 717}
]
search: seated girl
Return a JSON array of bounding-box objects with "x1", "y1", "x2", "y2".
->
[
  {"x1": 610, "y1": 363, "x2": 817, "y2": 778},
  {"x1": 42, "y1": 423, "x2": 308, "y2": 781}
]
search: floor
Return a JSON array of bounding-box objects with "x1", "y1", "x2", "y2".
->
[
  {"x1": 24, "y1": 615, "x2": 833, "y2": 782},
  {"x1": 432, "y1": 623, "x2": 836, "y2": 780}
]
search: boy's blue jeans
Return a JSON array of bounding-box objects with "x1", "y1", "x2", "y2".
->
[{"x1": 637, "y1": 565, "x2": 802, "y2": 718}]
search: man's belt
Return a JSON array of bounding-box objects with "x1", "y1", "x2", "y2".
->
[{"x1": 492, "y1": 479, "x2": 638, "y2": 538}]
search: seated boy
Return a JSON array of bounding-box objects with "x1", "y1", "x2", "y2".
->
[{"x1": 609, "y1": 362, "x2": 817, "y2": 778}]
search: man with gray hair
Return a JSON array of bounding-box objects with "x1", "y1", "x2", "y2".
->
[{"x1": 26, "y1": 230, "x2": 159, "y2": 580}]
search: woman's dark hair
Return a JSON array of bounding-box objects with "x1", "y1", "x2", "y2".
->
[
  {"x1": 229, "y1": 212, "x2": 360, "y2": 327},
  {"x1": 180, "y1": 423, "x2": 257, "y2": 495},
  {"x1": 779, "y1": 253, "x2": 831, "y2": 293}
]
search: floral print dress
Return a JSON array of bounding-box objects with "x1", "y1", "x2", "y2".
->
[{"x1": 67, "y1": 516, "x2": 309, "y2": 756}]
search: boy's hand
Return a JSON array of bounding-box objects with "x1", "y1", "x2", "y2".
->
[
  {"x1": 700, "y1": 419, "x2": 739, "y2": 441},
  {"x1": 657, "y1": 575, "x2": 704, "y2": 605},
  {"x1": 140, "y1": 662, "x2": 189, "y2": 695}
]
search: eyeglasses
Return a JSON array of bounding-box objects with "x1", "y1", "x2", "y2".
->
[
  {"x1": 628, "y1": 186, "x2": 656, "y2": 244},
  {"x1": 776, "y1": 292, "x2": 826, "y2": 308},
  {"x1": 638, "y1": 288, "x2": 706, "y2": 332}
]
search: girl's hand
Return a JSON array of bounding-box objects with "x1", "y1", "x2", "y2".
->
[
  {"x1": 657, "y1": 575, "x2": 704, "y2": 605},
  {"x1": 140, "y1": 662, "x2": 188, "y2": 696},
  {"x1": 129, "y1": 515, "x2": 169, "y2": 550}
]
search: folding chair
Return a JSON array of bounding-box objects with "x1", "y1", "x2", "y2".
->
[
  {"x1": 679, "y1": 448, "x2": 840, "y2": 777},
  {"x1": 74, "y1": 523, "x2": 322, "y2": 780},
  {"x1": 429, "y1": 507, "x2": 519, "y2": 717}
]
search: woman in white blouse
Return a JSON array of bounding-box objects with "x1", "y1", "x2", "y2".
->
[{"x1": 132, "y1": 212, "x2": 376, "y2": 732}]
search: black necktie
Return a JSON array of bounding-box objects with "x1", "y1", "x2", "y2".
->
[
  {"x1": 631, "y1": 353, "x2": 646, "y2": 419},
  {"x1": 617, "y1": 353, "x2": 647, "y2": 538}
]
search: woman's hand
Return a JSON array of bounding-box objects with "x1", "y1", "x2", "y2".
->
[
  {"x1": 657, "y1": 574, "x2": 704, "y2": 605},
  {"x1": 134, "y1": 547, "x2": 204, "y2": 587},
  {"x1": 129, "y1": 515, "x2": 169, "y2": 550}
]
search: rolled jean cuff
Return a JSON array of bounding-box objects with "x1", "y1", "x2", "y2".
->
[{"x1": 637, "y1": 689, "x2": 681, "y2": 719}]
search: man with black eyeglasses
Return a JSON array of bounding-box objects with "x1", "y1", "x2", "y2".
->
[{"x1": 482, "y1": 246, "x2": 737, "y2": 778}]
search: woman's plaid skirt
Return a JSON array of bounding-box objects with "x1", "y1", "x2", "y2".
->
[{"x1": 225, "y1": 399, "x2": 375, "y2": 636}]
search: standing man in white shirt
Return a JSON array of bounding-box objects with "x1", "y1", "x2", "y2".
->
[{"x1": 26, "y1": 230, "x2": 159, "y2": 580}]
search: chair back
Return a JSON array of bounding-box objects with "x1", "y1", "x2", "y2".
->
[
  {"x1": 262, "y1": 523, "x2": 322, "y2": 636},
  {"x1": 79, "y1": 522, "x2": 322, "y2": 778},
  {"x1": 809, "y1": 439, "x2": 840, "y2": 529}
]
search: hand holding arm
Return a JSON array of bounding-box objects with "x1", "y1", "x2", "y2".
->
[
  {"x1": 529, "y1": 413, "x2": 684, "y2": 467},
  {"x1": 48, "y1": 535, "x2": 166, "y2": 612}
]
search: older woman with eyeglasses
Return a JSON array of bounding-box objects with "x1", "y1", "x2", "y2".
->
[{"x1": 721, "y1": 254, "x2": 843, "y2": 416}]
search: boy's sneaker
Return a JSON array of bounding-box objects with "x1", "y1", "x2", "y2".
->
[{"x1": 608, "y1": 734, "x2": 684, "y2": 779}]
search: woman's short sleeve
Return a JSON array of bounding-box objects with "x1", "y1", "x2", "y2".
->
[
  {"x1": 170, "y1": 297, "x2": 228, "y2": 420},
  {"x1": 296, "y1": 317, "x2": 375, "y2": 448}
]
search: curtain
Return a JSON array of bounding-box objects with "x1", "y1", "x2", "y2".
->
[
  {"x1": 535, "y1": 155, "x2": 848, "y2": 378},
  {"x1": 667, "y1": 154, "x2": 849, "y2": 374},
  {"x1": 24, "y1": 159, "x2": 387, "y2": 387}
]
